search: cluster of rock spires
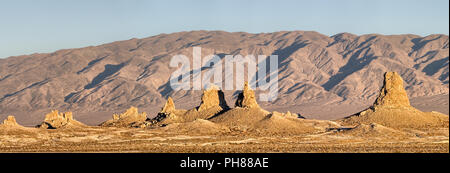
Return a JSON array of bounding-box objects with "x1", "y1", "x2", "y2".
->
[
  {"x1": 1, "y1": 72, "x2": 448, "y2": 132},
  {"x1": 149, "y1": 84, "x2": 231, "y2": 126},
  {"x1": 147, "y1": 81, "x2": 315, "y2": 134},
  {"x1": 37, "y1": 110, "x2": 85, "y2": 129},
  {"x1": 0, "y1": 110, "x2": 85, "y2": 129}
]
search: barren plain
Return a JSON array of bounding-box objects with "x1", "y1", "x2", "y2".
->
[{"x1": 1, "y1": 72, "x2": 448, "y2": 153}]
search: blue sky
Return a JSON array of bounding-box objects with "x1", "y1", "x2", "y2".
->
[{"x1": 0, "y1": 0, "x2": 448, "y2": 58}]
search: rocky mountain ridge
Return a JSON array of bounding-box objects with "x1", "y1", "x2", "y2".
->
[{"x1": 0, "y1": 30, "x2": 448, "y2": 123}]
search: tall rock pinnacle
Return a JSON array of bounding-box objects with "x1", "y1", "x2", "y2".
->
[
  {"x1": 198, "y1": 85, "x2": 229, "y2": 111},
  {"x1": 340, "y1": 71, "x2": 449, "y2": 129},
  {"x1": 161, "y1": 97, "x2": 176, "y2": 113},
  {"x1": 373, "y1": 72, "x2": 411, "y2": 108},
  {"x1": 235, "y1": 82, "x2": 260, "y2": 108}
]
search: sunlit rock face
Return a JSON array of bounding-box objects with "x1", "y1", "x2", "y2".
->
[
  {"x1": 198, "y1": 85, "x2": 229, "y2": 111},
  {"x1": 235, "y1": 82, "x2": 259, "y2": 109},
  {"x1": 38, "y1": 110, "x2": 84, "y2": 129},
  {"x1": 100, "y1": 106, "x2": 147, "y2": 128},
  {"x1": 340, "y1": 72, "x2": 449, "y2": 129},
  {"x1": 2, "y1": 116, "x2": 19, "y2": 126},
  {"x1": 373, "y1": 72, "x2": 411, "y2": 108}
]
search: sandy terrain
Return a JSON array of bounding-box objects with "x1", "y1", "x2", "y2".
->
[{"x1": 0, "y1": 125, "x2": 447, "y2": 153}]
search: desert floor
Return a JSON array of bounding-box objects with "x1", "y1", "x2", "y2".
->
[{"x1": 1, "y1": 126, "x2": 448, "y2": 153}]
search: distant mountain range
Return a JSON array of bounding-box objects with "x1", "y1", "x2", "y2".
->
[{"x1": 0, "y1": 30, "x2": 448, "y2": 124}]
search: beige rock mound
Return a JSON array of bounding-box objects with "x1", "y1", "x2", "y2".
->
[
  {"x1": 340, "y1": 72, "x2": 449, "y2": 129},
  {"x1": 100, "y1": 106, "x2": 148, "y2": 128},
  {"x1": 198, "y1": 85, "x2": 229, "y2": 111},
  {"x1": 0, "y1": 115, "x2": 28, "y2": 130},
  {"x1": 209, "y1": 82, "x2": 335, "y2": 135},
  {"x1": 235, "y1": 82, "x2": 259, "y2": 108},
  {"x1": 251, "y1": 112, "x2": 340, "y2": 135},
  {"x1": 0, "y1": 115, "x2": 35, "y2": 135},
  {"x1": 150, "y1": 97, "x2": 186, "y2": 125},
  {"x1": 147, "y1": 97, "x2": 186, "y2": 125},
  {"x1": 271, "y1": 111, "x2": 303, "y2": 119},
  {"x1": 209, "y1": 82, "x2": 269, "y2": 128},
  {"x1": 2, "y1": 116, "x2": 20, "y2": 126},
  {"x1": 159, "y1": 119, "x2": 231, "y2": 135},
  {"x1": 210, "y1": 107, "x2": 270, "y2": 129},
  {"x1": 336, "y1": 123, "x2": 415, "y2": 138},
  {"x1": 182, "y1": 86, "x2": 229, "y2": 121},
  {"x1": 152, "y1": 86, "x2": 229, "y2": 125},
  {"x1": 210, "y1": 107, "x2": 338, "y2": 135},
  {"x1": 38, "y1": 110, "x2": 85, "y2": 129}
]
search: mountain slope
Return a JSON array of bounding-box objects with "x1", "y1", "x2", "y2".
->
[{"x1": 0, "y1": 31, "x2": 448, "y2": 124}]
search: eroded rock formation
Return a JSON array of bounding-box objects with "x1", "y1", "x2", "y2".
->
[
  {"x1": 2, "y1": 116, "x2": 19, "y2": 126},
  {"x1": 151, "y1": 86, "x2": 229, "y2": 126},
  {"x1": 340, "y1": 72, "x2": 449, "y2": 129},
  {"x1": 38, "y1": 110, "x2": 84, "y2": 129},
  {"x1": 0, "y1": 115, "x2": 28, "y2": 132},
  {"x1": 100, "y1": 106, "x2": 148, "y2": 128},
  {"x1": 198, "y1": 85, "x2": 229, "y2": 111},
  {"x1": 235, "y1": 82, "x2": 259, "y2": 108},
  {"x1": 151, "y1": 97, "x2": 184, "y2": 125},
  {"x1": 271, "y1": 111, "x2": 303, "y2": 119},
  {"x1": 161, "y1": 97, "x2": 176, "y2": 114},
  {"x1": 373, "y1": 72, "x2": 411, "y2": 108}
]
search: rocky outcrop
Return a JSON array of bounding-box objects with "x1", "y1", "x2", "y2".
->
[
  {"x1": 1, "y1": 116, "x2": 19, "y2": 126},
  {"x1": 373, "y1": 72, "x2": 411, "y2": 108},
  {"x1": 0, "y1": 115, "x2": 30, "y2": 133},
  {"x1": 271, "y1": 111, "x2": 303, "y2": 119},
  {"x1": 100, "y1": 106, "x2": 148, "y2": 128},
  {"x1": 161, "y1": 97, "x2": 176, "y2": 114},
  {"x1": 336, "y1": 123, "x2": 414, "y2": 138},
  {"x1": 340, "y1": 72, "x2": 449, "y2": 129},
  {"x1": 198, "y1": 85, "x2": 229, "y2": 111},
  {"x1": 182, "y1": 86, "x2": 229, "y2": 121},
  {"x1": 235, "y1": 82, "x2": 259, "y2": 109},
  {"x1": 38, "y1": 110, "x2": 85, "y2": 129},
  {"x1": 150, "y1": 86, "x2": 229, "y2": 126},
  {"x1": 150, "y1": 97, "x2": 185, "y2": 125}
]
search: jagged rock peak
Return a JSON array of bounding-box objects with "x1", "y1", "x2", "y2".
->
[
  {"x1": 235, "y1": 82, "x2": 259, "y2": 108},
  {"x1": 39, "y1": 110, "x2": 80, "y2": 129},
  {"x1": 113, "y1": 106, "x2": 147, "y2": 121},
  {"x1": 373, "y1": 72, "x2": 411, "y2": 108},
  {"x1": 44, "y1": 110, "x2": 73, "y2": 121},
  {"x1": 100, "y1": 106, "x2": 148, "y2": 128},
  {"x1": 198, "y1": 85, "x2": 229, "y2": 111},
  {"x1": 161, "y1": 97, "x2": 176, "y2": 113},
  {"x1": 2, "y1": 115, "x2": 19, "y2": 126}
]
